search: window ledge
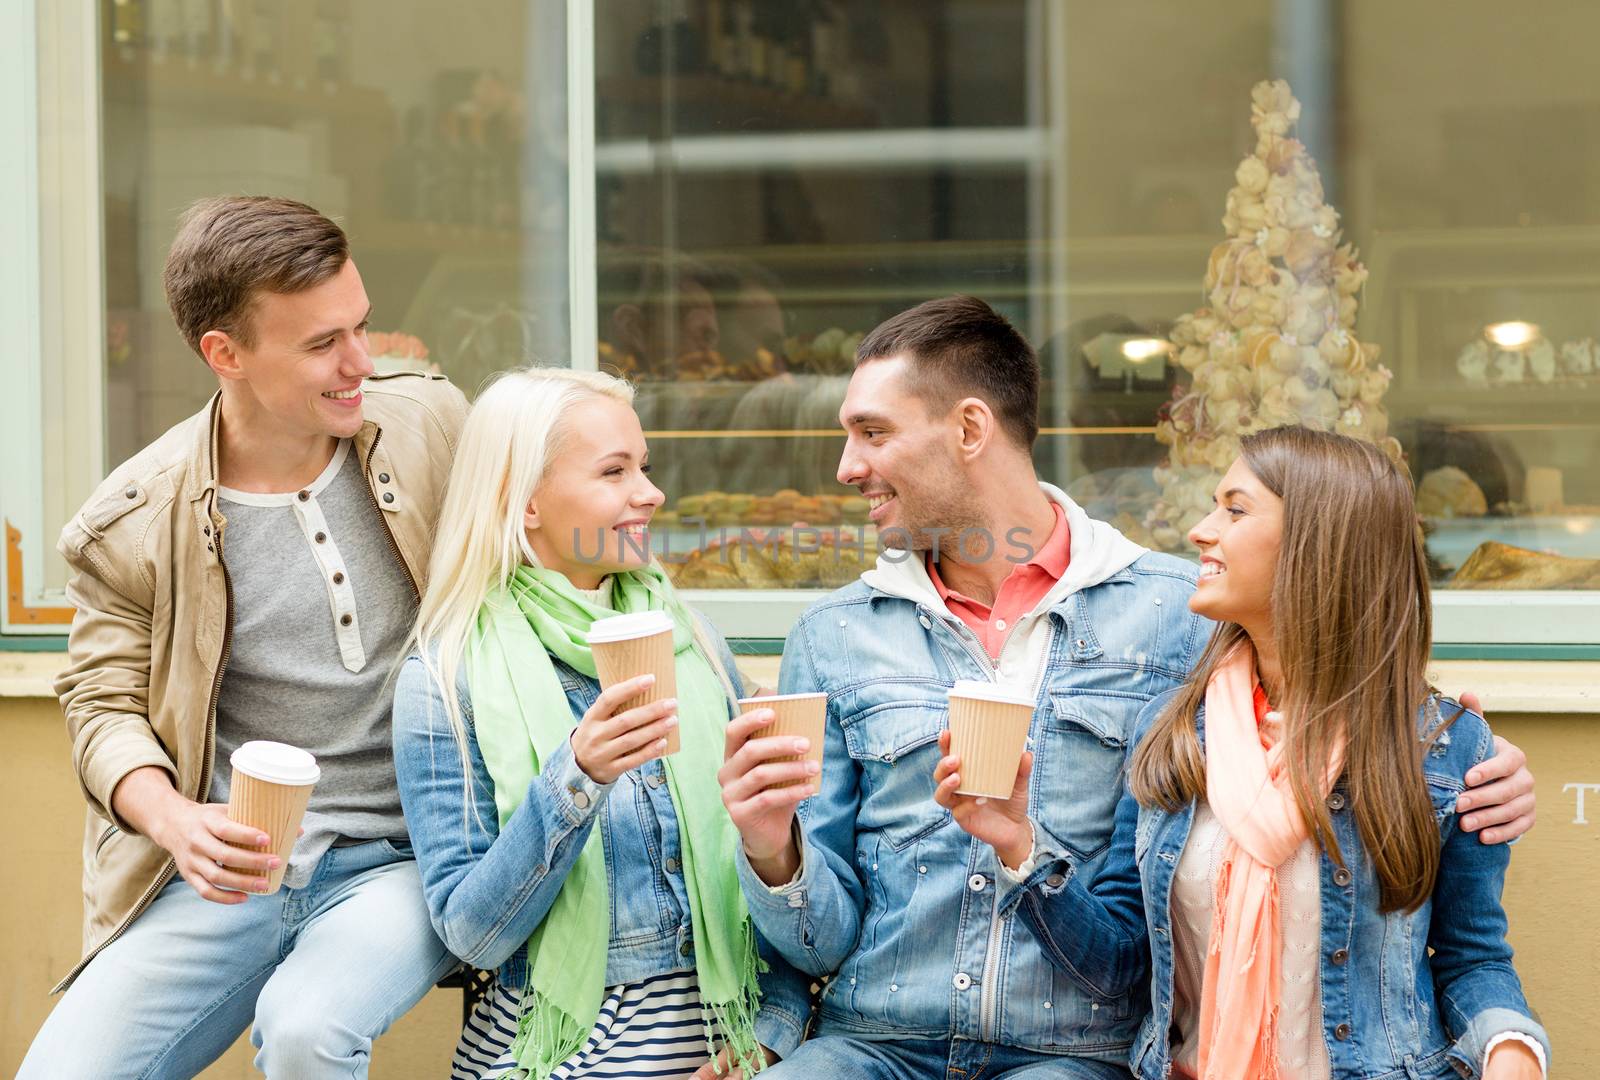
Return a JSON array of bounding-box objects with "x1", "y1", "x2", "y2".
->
[
  {"x1": 0, "y1": 652, "x2": 62, "y2": 698},
  {"x1": 3, "y1": 652, "x2": 1595, "y2": 714},
  {"x1": 1429, "y1": 661, "x2": 1600, "y2": 715}
]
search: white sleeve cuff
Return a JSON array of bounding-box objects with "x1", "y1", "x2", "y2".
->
[
  {"x1": 1485, "y1": 1031, "x2": 1547, "y2": 1078},
  {"x1": 996, "y1": 819, "x2": 1039, "y2": 884},
  {"x1": 761, "y1": 819, "x2": 808, "y2": 894}
]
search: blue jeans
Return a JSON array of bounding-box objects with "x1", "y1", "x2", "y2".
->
[
  {"x1": 20, "y1": 840, "x2": 455, "y2": 1079},
  {"x1": 765, "y1": 1036, "x2": 1133, "y2": 1079}
]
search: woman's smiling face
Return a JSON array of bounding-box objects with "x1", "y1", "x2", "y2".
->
[
  {"x1": 524, "y1": 395, "x2": 665, "y2": 589},
  {"x1": 1187, "y1": 456, "x2": 1285, "y2": 637}
]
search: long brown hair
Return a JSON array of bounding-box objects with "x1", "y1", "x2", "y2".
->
[{"x1": 1129, "y1": 425, "x2": 1442, "y2": 912}]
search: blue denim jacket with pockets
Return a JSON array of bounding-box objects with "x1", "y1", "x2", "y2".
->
[
  {"x1": 392, "y1": 616, "x2": 813, "y2": 1056},
  {"x1": 736, "y1": 548, "x2": 1207, "y2": 1057},
  {"x1": 1019, "y1": 689, "x2": 1552, "y2": 1079}
]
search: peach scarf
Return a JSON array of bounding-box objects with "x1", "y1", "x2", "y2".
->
[{"x1": 1196, "y1": 646, "x2": 1341, "y2": 1080}]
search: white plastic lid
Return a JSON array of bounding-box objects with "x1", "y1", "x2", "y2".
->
[
  {"x1": 230, "y1": 741, "x2": 321, "y2": 786},
  {"x1": 586, "y1": 610, "x2": 674, "y2": 644},
  {"x1": 948, "y1": 679, "x2": 1035, "y2": 707}
]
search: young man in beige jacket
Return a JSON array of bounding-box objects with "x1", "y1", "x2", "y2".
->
[{"x1": 21, "y1": 196, "x2": 468, "y2": 1078}]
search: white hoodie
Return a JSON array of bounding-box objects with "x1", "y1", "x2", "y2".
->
[{"x1": 860, "y1": 482, "x2": 1148, "y2": 698}]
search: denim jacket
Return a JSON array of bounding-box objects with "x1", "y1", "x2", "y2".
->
[
  {"x1": 1020, "y1": 690, "x2": 1552, "y2": 1079},
  {"x1": 391, "y1": 617, "x2": 813, "y2": 1057},
  {"x1": 737, "y1": 491, "x2": 1208, "y2": 1056}
]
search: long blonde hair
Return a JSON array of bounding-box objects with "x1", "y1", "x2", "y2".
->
[
  {"x1": 1129, "y1": 425, "x2": 1446, "y2": 912},
  {"x1": 408, "y1": 366, "x2": 638, "y2": 787}
]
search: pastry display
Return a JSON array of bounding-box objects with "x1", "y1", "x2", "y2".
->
[
  {"x1": 599, "y1": 325, "x2": 860, "y2": 383},
  {"x1": 666, "y1": 526, "x2": 880, "y2": 590},
  {"x1": 367, "y1": 331, "x2": 440, "y2": 375},
  {"x1": 1455, "y1": 339, "x2": 1491, "y2": 385},
  {"x1": 1458, "y1": 333, "x2": 1600, "y2": 387},
  {"x1": 1561, "y1": 338, "x2": 1599, "y2": 377},
  {"x1": 654, "y1": 489, "x2": 872, "y2": 529},
  {"x1": 1145, "y1": 80, "x2": 1397, "y2": 552},
  {"x1": 1452, "y1": 541, "x2": 1600, "y2": 590},
  {"x1": 782, "y1": 327, "x2": 864, "y2": 376},
  {"x1": 1415, "y1": 466, "x2": 1488, "y2": 519},
  {"x1": 599, "y1": 342, "x2": 784, "y2": 382},
  {"x1": 1524, "y1": 467, "x2": 1564, "y2": 514}
]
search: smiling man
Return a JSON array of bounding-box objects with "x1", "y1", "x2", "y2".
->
[
  {"x1": 717, "y1": 295, "x2": 1537, "y2": 1078},
  {"x1": 21, "y1": 196, "x2": 466, "y2": 1078}
]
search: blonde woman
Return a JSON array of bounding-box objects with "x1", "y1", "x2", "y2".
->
[
  {"x1": 938, "y1": 426, "x2": 1549, "y2": 1079},
  {"x1": 391, "y1": 368, "x2": 810, "y2": 1079}
]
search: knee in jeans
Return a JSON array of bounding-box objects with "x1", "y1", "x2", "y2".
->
[{"x1": 252, "y1": 983, "x2": 367, "y2": 1070}]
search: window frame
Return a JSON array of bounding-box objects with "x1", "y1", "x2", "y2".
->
[
  {"x1": 3, "y1": 0, "x2": 1596, "y2": 658},
  {"x1": 0, "y1": 0, "x2": 104, "y2": 640}
]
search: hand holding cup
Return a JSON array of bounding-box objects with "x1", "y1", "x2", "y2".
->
[
  {"x1": 572, "y1": 673, "x2": 679, "y2": 785},
  {"x1": 934, "y1": 730, "x2": 1035, "y2": 871},
  {"x1": 935, "y1": 679, "x2": 1038, "y2": 870},
  {"x1": 717, "y1": 693, "x2": 826, "y2": 885},
  {"x1": 588, "y1": 612, "x2": 681, "y2": 754},
  {"x1": 222, "y1": 741, "x2": 320, "y2": 895}
]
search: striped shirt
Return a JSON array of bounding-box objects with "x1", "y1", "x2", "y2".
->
[{"x1": 451, "y1": 968, "x2": 711, "y2": 1079}]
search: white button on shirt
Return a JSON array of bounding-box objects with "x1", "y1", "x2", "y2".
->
[{"x1": 217, "y1": 440, "x2": 367, "y2": 673}]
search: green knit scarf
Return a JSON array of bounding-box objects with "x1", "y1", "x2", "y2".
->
[{"x1": 465, "y1": 564, "x2": 763, "y2": 1079}]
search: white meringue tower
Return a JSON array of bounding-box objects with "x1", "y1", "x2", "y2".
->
[{"x1": 1145, "y1": 79, "x2": 1399, "y2": 552}]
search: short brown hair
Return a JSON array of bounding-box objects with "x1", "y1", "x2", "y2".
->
[
  {"x1": 856, "y1": 295, "x2": 1040, "y2": 448},
  {"x1": 163, "y1": 195, "x2": 349, "y2": 355}
]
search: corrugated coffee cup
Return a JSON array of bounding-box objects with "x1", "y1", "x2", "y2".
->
[
  {"x1": 588, "y1": 611, "x2": 680, "y2": 754},
  {"x1": 225, "y1": 741, "x2": 320, "y2": 894},
  {"x1": 946, "y1": 679, "x2": 1035, "y2": 799},
  {"x1": 737, "y1": 692, "x2": 827, "y2": 794}
]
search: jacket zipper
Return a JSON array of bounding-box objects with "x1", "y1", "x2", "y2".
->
[
  {"x1": 363, "y1": 429, "x2": 420, "y2": 599},
  {"x1": 928, "y1": 605, "x2": 997, "y2": 680},
  {"x1": 934, "y1": 608, "x2": 1062, "y2": 1042},
  {"x1": 922, "y1": 606, "x2": 1007, "y2": 1041},
  {"x1": 969, "y1": 612, "x2": 1004, "y2": 1041},
  {"x1": 54, "y1": 513, "x2": 235, "y2": 993}
]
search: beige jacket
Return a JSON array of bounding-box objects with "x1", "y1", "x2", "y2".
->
[{"x1": 52, "y1": 371, "x2": 468, "y2": 990}]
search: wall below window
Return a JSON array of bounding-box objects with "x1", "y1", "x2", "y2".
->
[
  {"x1": 3, "y1": 669, "x2": 1597, "y2": 1073},
  {"x1": 0, "y1": 694, "x2": 461, "y2": 1077}
]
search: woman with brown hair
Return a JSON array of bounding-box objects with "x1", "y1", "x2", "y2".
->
[{"x1": 937, "y1": 425, "x2": 1549, "y2": 1079}]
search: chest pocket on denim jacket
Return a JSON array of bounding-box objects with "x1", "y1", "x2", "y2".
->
[
  {"x1": 1031, "y1": 692, "x2": 1138, "y2": 860},
  {"x1": 840, "y1": 699, "x2": 951, "y2": 851}
]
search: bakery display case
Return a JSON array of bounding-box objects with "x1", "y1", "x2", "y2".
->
[
  {"x1": 97, "y1": 0, "x2": 573, "y2": 469},
  {"x1": 589, "y1": 0, "x2": 1066, "y2": 600},
  {"x1": 11, "y1": 0, "x2": 1600, "y2": 647},
  {"x1": 589, "y1": 0, "x2": 1600, "y2": 622},
  {"x1": 1363, "y1": 227, "x2": 1600, "y2": 588}
]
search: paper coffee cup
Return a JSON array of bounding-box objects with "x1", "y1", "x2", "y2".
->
[
  {"x1": 588, "y1": 611, "x2": 681, "y2": 754},
  {"x1": 946, "y1": 679, "x2": 1035, "y2": 799},
  {"x1": 738, "y1": 693, "x2": 827, "y2": 793},
  {"x1": 224, "y1": 741, "x2": 320, "y2": 894}
]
